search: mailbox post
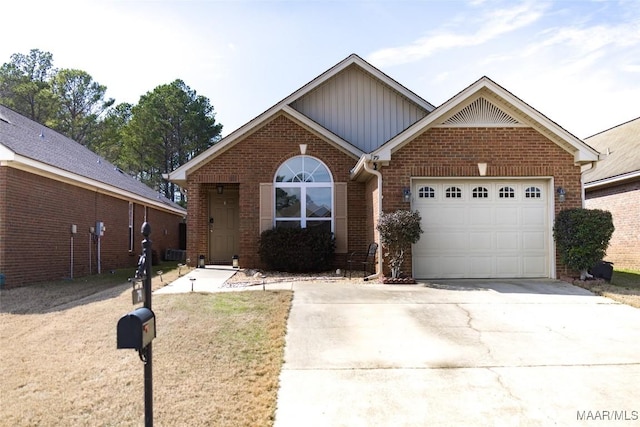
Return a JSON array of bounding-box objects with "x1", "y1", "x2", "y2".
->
[
  {"x1": 141, "y1": 222, "x2": 153, "y2": 427},
  {"x1": 117, "y1": 222, "x2": 154, "y2": 427}
]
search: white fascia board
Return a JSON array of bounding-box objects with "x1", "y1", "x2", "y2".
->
[
  {"x1": 167, "y1": 54, "x2": 435, "y2": 184},
  {"x1": 166, "y1": 107, "x2": 283, "y2": 183},
  {"x1": 282, "y1": 54, "x2": 435, "y2": 113},
  {"x1": 0, "y1": 142, "x2": 15, "y2": 161},
  {"x1": 584, "y1": 170, "x2": 640, "y2": 189},
  {"x1": 6, "y1": 155, "x2": 186, "y2": 216},
  {"x1": 349, "y1": 154, "x2": 368, "y2": 180},
  {"x1": 281, "y1": 106, "x2": 363, "y2": 159},
  {"x1": 348, "y1": 56, "x2": 436, "y2": 112},
  {"x1": 373, "y1": 77, "x2": 599, "y2": 163},
  {"x1": 480, "y1": 79, "x2": 599, "y2": 163}
]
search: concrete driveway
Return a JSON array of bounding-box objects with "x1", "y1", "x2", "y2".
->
[{"x1": 274, "y1": 280, "x2": 640, "y2": 426}]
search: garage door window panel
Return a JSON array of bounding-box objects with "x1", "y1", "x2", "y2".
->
[
  {"x1": 499, "y1": 186, "x2": 515, "y2": 199},
  {"x1": 472, "y1": 187, "x2": 489, "y2": 199},
  {"x1": 446, "y1": 186, "x2": 462, "y2": 199},
  {"x1": 418, "y1": 186, "x2": 435, "y2": 199},
  {"x1": 525, "y1": 186, "x2": 542, "y2": 199}
]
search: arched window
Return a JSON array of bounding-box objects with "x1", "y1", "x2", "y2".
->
[
  {"x1": 274, "y1": 156, "x2": 333, "y2": 231},
  {"x1": 499, "y1": 186, "x2": 515, "y2": 199},
  {"x1": 525, "y1": 186, "x2": 542, "y2": 199},
  {"x1": 418, "y1": 186, "x2": 435, "y2": 198},
  {"x1": 472, "y1": 186, "x2": 489, "y2": 198},
  {"x1": 445, "y1": 186, "x2": 462, "y2": 199}
]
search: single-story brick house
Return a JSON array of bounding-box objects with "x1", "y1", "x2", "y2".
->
[
  {"x1": 166, "y1": 54, "x2": 599, "y2": 279},
  {"x1": 0, "y1": 105, "x2": 186, "y2": 288},
  {"x1": 584, "y1": 117, "x2": 640, "y2": 271}
]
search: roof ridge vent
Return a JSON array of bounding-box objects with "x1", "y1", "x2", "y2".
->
[{"x1": 440, "y1": 97, "x2": 522, "y2": 127}]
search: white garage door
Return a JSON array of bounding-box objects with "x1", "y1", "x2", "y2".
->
[{"x1": 412, "y1": 180, "x2": 550, "y2": 279}]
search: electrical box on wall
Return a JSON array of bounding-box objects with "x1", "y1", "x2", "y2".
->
[
  {"x1": 96, "y1": 221, "x2": 105, "y2": 236},
  {"x1": 71, "y1": 224, "x2": 77, "y2": 234}
]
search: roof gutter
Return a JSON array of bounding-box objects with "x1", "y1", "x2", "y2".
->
[
  {"x1": 362, "y1": 158, "x2": 383, "y2": 281},
  {"x1": 5, "y1": 156, "x2": 186, "y2": 216},
  {"x1": 583, "y1": 169, "x2": 640, "y2": 191}
]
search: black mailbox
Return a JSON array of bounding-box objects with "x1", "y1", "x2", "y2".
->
[{"x1": 117, "y1": 307, "x2": 156, "y2": 350}]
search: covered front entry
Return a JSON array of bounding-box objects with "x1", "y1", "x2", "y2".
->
[
  {"x1": 208, "y1": 185, "x2": 240, "y2": 264},
  {"x1": 412, "y1": 179, "x2": 551, "y2": 279}
]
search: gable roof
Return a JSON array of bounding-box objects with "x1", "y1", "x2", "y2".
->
[
  {"x1": 0, "y1": 105, "x2": 185, "y2": 215},
  {"x1": 166, "y1": 54, "x2": 435, "y2": 186},
  {"x1": 583, "y1": 117, "x2": 640, "y2": 188},
  {"x1": 367, "y1": 76, "x2": 599, "y2": 167}
]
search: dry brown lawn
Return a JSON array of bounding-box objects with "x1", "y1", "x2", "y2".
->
[
  {"x1": 563, "y1": 269, "x2": 640, "y2": 309},
  {"x1": 0, "y1": 267, "x2": 292, "y2": 426}
]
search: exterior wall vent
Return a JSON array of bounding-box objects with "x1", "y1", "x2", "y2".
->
[{"x1": 440, "y1": 97, "x2": 523, "y2": 127}]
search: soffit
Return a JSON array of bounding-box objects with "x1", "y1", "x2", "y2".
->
[
  {"x1": 373, "y1": 77, "x2": 599, "y2": 164},
  {"x1": 166, "y1": 54, "x2": 434, "y2": 183}
]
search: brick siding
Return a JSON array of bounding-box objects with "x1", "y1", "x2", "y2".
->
[
  {"x1": 186, "y1": 114, "x2": 365, "y2": 269},
  {"x1": 585, "y1": 180, "x2": 640, "y2": 270},
  {"x1": 185, "y1": 122, "x2": 585, "y2": 279},
  {"x1": 0, "y1": 167, "x2": 184, "y2": 288},
  {"x1": 381, "y1": 127, "x2": 584, "y2": 278}
]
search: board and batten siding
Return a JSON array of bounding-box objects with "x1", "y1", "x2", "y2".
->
[{"x1": 290, "y1": 65, "x2": 429, "y2": 152}]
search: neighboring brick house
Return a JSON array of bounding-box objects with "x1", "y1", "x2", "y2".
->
[
  {"x1": 584, "y1": 117, "x2": 640, "y2": 271},
  {"x1": 0, "y1": 105, "x2": 186, "y2": 288},
  {"x1": 166, "y1": 54, "x2": 599, "y2": 279}
]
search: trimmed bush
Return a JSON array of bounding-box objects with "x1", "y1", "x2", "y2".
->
[
  {"x1": 553, "y1": 208, "x2": 614, "y2": 279},
  {"x1": 258, "y1": 227, "x2": 335, "y2": 272},
  {"x1": 377, "y1": 210, "x2": 423, "y2": 278}
]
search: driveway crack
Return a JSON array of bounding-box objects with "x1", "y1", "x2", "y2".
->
[{"x1": 457, "y1": 303, "x2": 494, "y2": 362}]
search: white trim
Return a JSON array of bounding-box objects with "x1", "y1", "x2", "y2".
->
[
  {"x1": 3, "y1": 155, "x2": 185, "y2": 216},
  {"x1": 166, "y1": 54, "x2": 430, "y2": 184},
  {"x1": 584, "y1": 170, "x2": 640, "y2": 190},
  {"x1": 273, "y1": 155, "x2": 335, "y2": 231},
  {"x1": 370, "y1": 77, "x2": 599, "y2": 165},
  {"x1": 0, "y1": 143, "x2": 15, "y2": 161}
]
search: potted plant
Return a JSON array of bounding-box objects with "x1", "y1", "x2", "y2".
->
[{"x1": 376, "y1": 209, "x2": 423, "y2": 284}]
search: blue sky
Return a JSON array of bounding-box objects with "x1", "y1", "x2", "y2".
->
[{"x1": 2, "y1": 0, "x2": 639, "y2": 139}]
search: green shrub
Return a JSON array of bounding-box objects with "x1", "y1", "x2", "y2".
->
[
  {"x1": 377, "y1": 210, "x2": 423, "y2": 278},
  {"x1": 553, "y1": 208, "x2": 614, "y2": 278},
  {"x1": 258, "y1": 227, "x2": 335, "y2": 272}
]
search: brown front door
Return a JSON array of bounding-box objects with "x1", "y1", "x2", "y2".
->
[{"x1": 208, "y1": 186, "x2": 239, "y2": 264}]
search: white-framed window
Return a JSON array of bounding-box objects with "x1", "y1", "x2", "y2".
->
[
  {"x1": 418, "y1": 186, "x2": 435, "y2": 198},
  {"x1": 274, "y1": 155, "x2": 333, "y2": 232},
  {"x1": 472, "y1": 186, "x2": 489, "y2": 198},
  {"x1": 499, "y1": 186, "x2": 515, "y2": 198},
  {"x1": 525, "y1": 186, "x2": 542, "y2": 199},
  {"x1": 128, "y1": 202, "x2": 134, "y2": 252},
  {"x1": 445, "y1": 186, "x2": 462, "y2": 198}
]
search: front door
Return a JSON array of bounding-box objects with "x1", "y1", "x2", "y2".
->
[{"x1": 208, "y1": 186, "x2": 239, "y2": 264}]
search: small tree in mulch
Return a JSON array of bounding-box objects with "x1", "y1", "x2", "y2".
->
[
  {"x1": 553, "y1": 208, "x2": 614, "y2": 280},
  {"x1": 376, "y1": 210, "x2": 423, "y2": 280}
]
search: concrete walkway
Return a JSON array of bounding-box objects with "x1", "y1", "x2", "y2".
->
[
  {"x1": 274, "y1": 280, "x2": 640, "y2": 426},
  {"x1": 154, "y1": 266, "x2": 237, "y2": 294}
]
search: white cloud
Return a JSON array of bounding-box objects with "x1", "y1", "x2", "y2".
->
[{"x1": 367, "y1": 1, "x2": 547, "y2": 67}]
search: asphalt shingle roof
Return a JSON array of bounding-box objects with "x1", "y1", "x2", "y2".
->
[
  {"x1": 0, "y1": 104, "x2": 184, "y2": 213},
  {"x1": 584, "y1": 117, "x2": 640, "y2": 184}
]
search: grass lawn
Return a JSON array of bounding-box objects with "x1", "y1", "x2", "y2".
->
[
  {"x1": 573, "y1": 268, "x2": 640, "y2": 309},
  {"x1": 0, "y1": 264, "x2": 292, "y2": 426}
]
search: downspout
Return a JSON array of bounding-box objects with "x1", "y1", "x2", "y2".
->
[
  {"x1": 362, "y1": 159, "x2": 383, "y2": 281},
  {"x1": 580, "y1": 161, "x2": 597, "y2": 208}
]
